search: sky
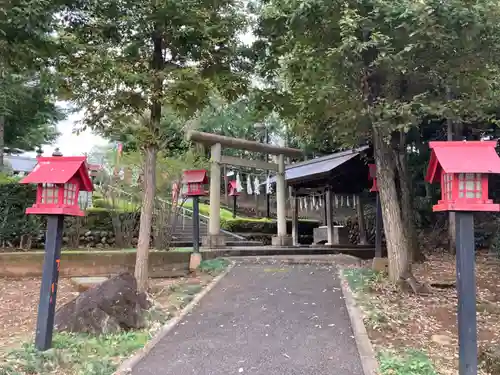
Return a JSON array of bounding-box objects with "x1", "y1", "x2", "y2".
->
[
  {"x1": 37, "y1": 26, "x2": 257, "y2": 158},
  {"x1": 38, "y1": 109, "x2": 109, "y2": 157}
]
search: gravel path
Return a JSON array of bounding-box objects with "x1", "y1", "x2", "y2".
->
[{"x1": 133, "y1": 261, "x2": 364, "y2": 375}]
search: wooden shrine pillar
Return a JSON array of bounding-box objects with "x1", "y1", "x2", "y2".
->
[
  {"x1": 356, "y1": 195, "x2": 368, "y2": 245},
  {"x1": 325, "y1": 188, "x2": 335, "y2": 245},
  {"x1": 292, "y1": 191, "x2": 299, "y2": 246}
]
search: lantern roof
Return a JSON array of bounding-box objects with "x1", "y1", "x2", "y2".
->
[
  {"x1": 182, "y1": 169, "x2": 208, "y2": 184},
  {"x1": 426, "y1": 141, "x2": 500, "y2": 183},
  {"x1": 20, "y1": 156, "x2": 93, "y2": 192}
]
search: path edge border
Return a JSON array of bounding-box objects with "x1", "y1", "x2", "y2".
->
[
  {"x1": 339, "y1": 269, "x2": 379, "y2": 375},
  {"x1": 115, "y1": 261, "x2": 234, "y2": 375}
]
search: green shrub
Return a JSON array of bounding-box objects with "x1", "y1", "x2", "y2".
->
[
  {"x1": 221, "y1": 218, "x2": 320, "y2": 235},
  {"x1": 0, "y1": 182, "x2": 41, "y2": 244},
  {"x1": 378, "y1": 349, "x2": 436, "y2": 375}
]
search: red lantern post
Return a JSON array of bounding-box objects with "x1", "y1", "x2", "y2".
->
[
  {"x1": 182, "y1": 170, "x2": 208, "y2": 255},
  {"x1": 368, "y1": 164, "x2": 383, "y2": 257},
  {"x1": 228, "y1": 180, "x2": 240, "y2": 218},
  {"x1": 426, "y1": 140, "x2": 500, "y2": 375},
  {"x1": 20, "y1": 152, "x2": 93, "y2": 351}
]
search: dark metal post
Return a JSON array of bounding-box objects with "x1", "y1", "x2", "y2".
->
[
  {"x1": 266, "y1": 192, "x2": 271, "y2": 218},
  {"x1": 455, "y1": 211, "x2": 477, "y2": 375},
  {"x1": 192, "y1": 196, "x2": 200, "y2": 252},
  {"x1": 35, "y1": 215, "x2": 64, "y2": 351},
  {"x1": 375, "y1": 193, "x2": 383, "y2": 257},
  {"x1": 232, "y1": 195, "x2": 237, "y2": 218}
]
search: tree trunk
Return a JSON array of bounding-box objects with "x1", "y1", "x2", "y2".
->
[
  {"x1": 135, "y1": 26, "x2": 162, "y2": 293},
  {"x1": 0, "y1": 115, "x2": 4, "y2": 170},
  {"x1": 373, "y1": 127, "x2": 412, "y2": 283},
  {"x1": 135, "y1": 144, "x2": 157, "y2": 293},
  {"x1": 394, "y1": 133, "x2": 423, "y2": 262}
]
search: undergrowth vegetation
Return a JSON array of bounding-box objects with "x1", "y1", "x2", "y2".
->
[
  {"x1": 342, "y1": 267, "x2": 437, "y2": 375},
  {"x1": 0, "y1": 259, "x2": 230, "y2": 375}
]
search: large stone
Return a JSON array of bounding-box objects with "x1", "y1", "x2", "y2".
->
[
  {"x1": 372, "y1": 257, "x2": 389, "y2": 273},
  {"x1": 55, "y1": 273, "x2": 149, "y2": 335}
]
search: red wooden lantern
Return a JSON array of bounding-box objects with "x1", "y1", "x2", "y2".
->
[
  {"x1": 182, "y1": 169, "x2": 208, "y2": 197},
  {"x1": 368, "y1": 163, "x2": 378, "y2": 192},
  {"x1": 228, "y1": 180, "x2": 240, "y2": 196},
  {"x1": 426, "y1": 141, "x2": 500, "y2": 212},
  {"x1": 20, "y1": 156, "x2": 94, "y2": 216}
]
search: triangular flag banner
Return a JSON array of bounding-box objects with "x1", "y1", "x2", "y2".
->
[
  {"x1": 254, "y1": 177, "x2": 260, "y2": 195},
  {"x1": 246, "y1": 175, "x2": 253, "y2": 195},
  {"x1": 236, "y1": 173, "x2": 243, "y2": 192}
]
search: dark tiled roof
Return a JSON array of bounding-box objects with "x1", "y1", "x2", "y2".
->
[
  {"x1": 267, "y1": 146, "x2": 369, "y2": 184},
  {"x1": 5, "y1": 155, "x2": 38, "y2": 173}
]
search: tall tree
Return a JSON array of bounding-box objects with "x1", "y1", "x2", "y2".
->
[
  {"x1": 0, "y1": 0, "x2": 64, "y2": 168},
  {"x1": 58, "y1": 0, "x2": 251, "y2": 292},
  {"x1": 2, "y1": 75, "x2": 62, "y2": 157},
  {"x1": 255, "y1": 0, "x2": 500, "y2": 285}
]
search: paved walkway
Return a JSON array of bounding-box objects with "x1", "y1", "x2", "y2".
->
[{"x1": 133, "y1": 261, "x2": 364, "y2": 375}]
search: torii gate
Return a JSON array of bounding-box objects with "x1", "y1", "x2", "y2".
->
[{"x1": 186, "y1": 130, "x2": 304, "y2": 248}]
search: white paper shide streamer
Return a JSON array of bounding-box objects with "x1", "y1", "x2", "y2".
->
[
  {"x1": 253, "y1": 177, "x2": 260, "y2": 195},
  {"x1": 246, "y1": 175, "x2": 253, "y2": 195},
  {"x1": 236, "y1": 173, "x2": 243, "y2": 192}
]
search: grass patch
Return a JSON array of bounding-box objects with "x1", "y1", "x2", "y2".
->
[
  {"x1": 342, "y1": 268, "x2": 390, "y2": 330},
  {"x1": 0, "y1": 331, "x2": 148, "y2": 375},
  {"x1": 170, "y1": 247, "x2": 193, "y2": 252},
  {"x1": 342, "y1": 268, "x2": 381, "y2": 293},
  {"x1": 199, "y1": 258, "x2": 229, "y2": 275},
  {"x1": 378, "y1": 349, "x2": 437, "y2": 375}
]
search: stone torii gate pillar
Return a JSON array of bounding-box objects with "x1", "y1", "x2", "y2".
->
[
  {"x1": 207, "y1": 142, "x2": 225, "y2": 247},
  {"x1": 186, "y1": 131, "x2": 303, "y2": 248},
  {"x1": 273, "y1": 153, "x2": 288, "y2": 246}
]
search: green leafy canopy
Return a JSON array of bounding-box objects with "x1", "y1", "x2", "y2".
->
[
  {"x1": 57, "y1": 0, "x2": 255, "y2": 144},
  {"x1": 254, "y1": 0, "x2": 500, "y2": 145}
]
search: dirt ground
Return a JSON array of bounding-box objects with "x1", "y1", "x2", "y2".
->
[
  {"x1": 0, "y1": 274, "x2": 213, "y2": 354},
  {"x1": 357, "y1": 253, "x2": 500, "y2": 375}
]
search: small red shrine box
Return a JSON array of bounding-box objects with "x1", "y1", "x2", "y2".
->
[
  {"x1": 182, "y1": 169, "x2": 208, "y2": 197},
  {"x1": 426, "y1": 141, "x2": 500, "y2": 212},
  {"x1": 228, "y1": 180, "x2": 240, "y2": 196},
  {"x1": 368, "y1": 164, "x2": 378, "y2": 192},
  {"x1": 20, "y1": 156, "x2": 94, "y2": 216}
]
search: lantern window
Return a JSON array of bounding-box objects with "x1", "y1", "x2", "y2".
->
[
  {"x1": 443, "y1": 173, "x2": 452, "y2": 200},
  {"x1": 42, "y1": 183, "x2": 58, "y2": 204},
  {"x1": 64, "y1": 183, "x2": 78, "y2": 205},
  {"x1": 458, "y1": 173, "x2": 482, "y2": 199}
]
